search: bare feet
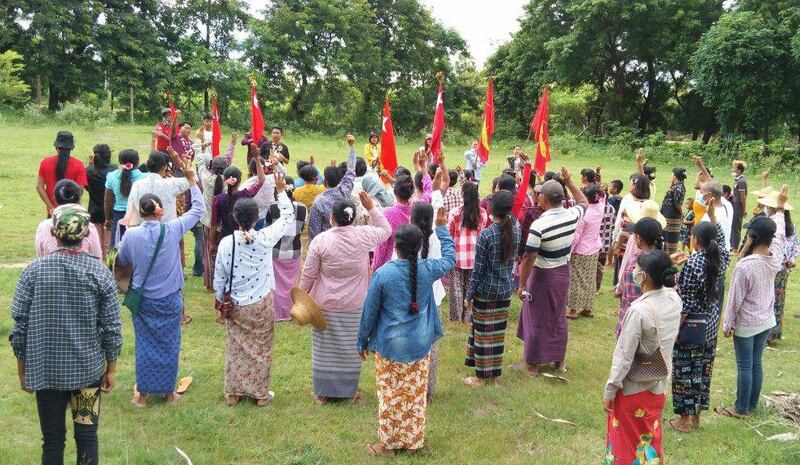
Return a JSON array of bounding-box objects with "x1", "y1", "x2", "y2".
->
[
  {"x1": 691, "y1": 414, "x2": 701, "y2": 429},
  {"x1": 313, "y1": 394, "x2": 328, "y2": 406},
  {"x1": 579, "y1": 309, "x2": 594, "y2": 318},
  {"x1": 512, "y1": 363, "x2": 539, "y2": 378},
  {"x1": 131, "y1": 393, "x2": 147, "y2": 408},
  {"x1": 366, "y1": 443, "x2": 395, "y2": 458},
  {"x1": 165, "y1": 392, "x2": 183, "y2": 404},
  {"x1": 555, "y1": 362, "x2": 567, "y2": 373},
  {"x1": 668, "y1": 418, "x2": 691, "y2": 433},
  {"x1": 462, "y1": 376, "x2": 486, "y2": 387},
  {"x1": 225, "y1": 395, "x2": 240, "y2": 406},
  {"x1": 566, "y1": 310, "x2": 579, "y2": 320}
]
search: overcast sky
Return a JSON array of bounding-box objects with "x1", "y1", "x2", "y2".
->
[{"x1": 246, "y1": 0, "x2": 527, "y2": 68}]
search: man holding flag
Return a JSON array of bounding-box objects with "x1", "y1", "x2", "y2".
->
[
  {"x1": 464, "y1": 141, "x2": 485, "y2": 185},
  {"x1": 195, "y1": 113, "x2": 215, "y2": 160},
  {"x1": 469, "y1": 77, "x2": 494, "y2": 185}
]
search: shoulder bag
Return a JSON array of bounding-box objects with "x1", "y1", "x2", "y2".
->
[
  {"x1": 677, "y1": 312, "x2": 708, "y2": 347},
  {"x1": 215, "y1": 232, "x2": 236, "y2": 319},
  {"x1": 123, "y1": 224, "x2": 165, "y2": 316},
  {"x1": 627, "y1": 300, "x2": 670, "y2": 383}
]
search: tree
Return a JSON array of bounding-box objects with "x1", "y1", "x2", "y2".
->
[
  {"x1": 690, "y1": 11, "x2": 784, "y2": 139},
  {"x1": 0, "y1": 50, "x2": 30, "y2": 105}
]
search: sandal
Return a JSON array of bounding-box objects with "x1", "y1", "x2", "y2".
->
[
  {"x1": 714, "y1": 406, "x2": 748, "y2": 419},
  {"x1": 511, "y1": 364, "x2": 539, "y2": 378},
  {"x1": 566, "y1": 312, "x2": 579, "y2": 320},
  {"x1": 579, "y1": 310, "x2": 594, "y2": 318},
  {"x1": 365, "y1": 443, "x2": 395, "y2": 458},
  {"x1": 176, "y1": 376, "x2": 193, "y2": 395},
  {"x1": 256, "y1": 391, "x2": 275, "y2": 407},
  {"x1": 225, "y1": 395, "x2": 240, "y2": 406},
  {"x1": 313, "y1": 394, "x2": 328, "y2": 406},
  {"x1": 462, "y1": 376, "x2": 485, "y2": 387},
  {"x1": 181, "y1": 315, "x2": 193, "y2": 325}
]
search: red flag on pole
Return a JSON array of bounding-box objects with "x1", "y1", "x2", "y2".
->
[
  {"x1": 380, "y1": 99, "x2": 398, "y2": 177},
  {"x1": 429, "y1": 82, "x2": 445, "y2": 163},
  {"x1": 166, "y1": 93, "x2": 176, "y2": 122},
  {"x1": 477, "y1": 79, "x2": 494, "y2": 164},
  {"x1": 211, "y1": 97, "x2": 221, "y2": 157},
  {"x1": 513, "y1": 163, "x2": 532, "y2": 217},
  {"x1": 250, "y1": 83, "x2": 264, "y2": 147},
  {"x1": 531, "y1": 88, "x2": 551, "y2": 176}
]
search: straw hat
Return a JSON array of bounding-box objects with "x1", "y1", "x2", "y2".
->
[
  {"x1": 752, "y1": 186, "x2": 776, "y2": 198},
  {"x1": 758, "y1": 191, "x2": 793, "y2": 211},
  {"x1": 627, "y1": 199, "x2": 667, "y2": 228},
  {"x1": 290, "y1": 287, "x2": 326, "y2": 331}
]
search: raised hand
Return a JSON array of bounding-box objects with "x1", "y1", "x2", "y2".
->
[
  {"x1": 346, "y1": 134, "x2": 356, "y2": 147},
  {"x1": 230, "y1": 131, "x2": 238, "y2": 146},
  {"x1": 670, "y1": 252, "x2": 688, "y2": 266},
  {"x1": 274, "y1": 172, "x2": 287, "y2": 193},
  {"x1": 435, "y1": 206, "x2": 447, "y2": 227},
  {"x1": 359, "y1": 191, "x2": 374, "y2": 211},
  {"x1": 560, "y1": 165, "x2": 572, "y2": 184},
  {"x1": 777, "y1": 184, "x2": 789, "y2": 208}
]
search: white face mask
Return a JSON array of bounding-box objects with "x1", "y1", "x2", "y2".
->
[
  {"x1": 633, "y1": 269, "x2": 644, "y2": 288},
  {"x1": 696, "y1": 194, "x2": 708, "y2": 207}
]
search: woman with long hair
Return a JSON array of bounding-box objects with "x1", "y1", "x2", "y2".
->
[
  {"x1": 661, "y1": 168, "x2": 688, "y2": 253},
  {"x1": 670, "y1": 204, "x2": 730, "y2": 432},
  {"x1": 37, "y1": 131, "x2": 87, "y2": 216},
  {"x1": 567, "y1": 183, "x2": 605, "y2": 319},
  {"x1": 614, "y1": 217, "x2": 664, "y2": 336},
  {"x1": 85, "y1": 144, "x2": 116, "y2": 258},
  {"x1": 717, "y1": 186, "x2": 789, "y2": 419},
  {"x1": 603, "y1": 250, "x2": 682, "y2": 464},
  {"x1": 117, "y1": 168, "x2": 204, "y2": 407},
  {"x1": 463, "y1": 191, "x2": 520, "y2": 386},
  {"x1": 208, "y1": 158, "x2": 265, "y2": 273},
  {"x1": 104, "y1": 149, "x2": 146, "y2": 248},
  {"x1": 196, "y1": 135, "x2": 235, "y2": 290},
  {"x1": 447, "y1": 181, "x2": 488, "y2": 322},
  {"x1": 213, "y1": 174, "x2": 294, "y2": 407},
  {"x1": 358, "y1": 210, "x2": 455, "y2": 457},
  {"x1": 34, "y1": 179, "x2": 103, "y2": 258},
  {"x1": 301, "y1": 193, "x2": 391, "y2": 405}
]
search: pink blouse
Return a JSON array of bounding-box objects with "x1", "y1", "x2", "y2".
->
[
  {"x1": 35, "y1": 219, "x2": 103, "y2": 258},
  {"x1": 299, "y1": 207, "x2": 391, "y2": 311},
  {"x1": 571, "y1": 201, "x2": 605, "y2": 256}
]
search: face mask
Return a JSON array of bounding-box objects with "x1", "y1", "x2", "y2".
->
[
  {"x1": 731, "y1": 171, "x2": 739, "y2": 178},
  {"x1": 696, "y1": 195, "x2": 707, "y2": 207}
]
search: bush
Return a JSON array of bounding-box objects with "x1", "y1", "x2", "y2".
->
[
  {"x1": 21, "y1": 103, "x2": 46, "y2": 124},
  {"x1": 55, "y1": 100, "x2": 115, "y2": 127}
]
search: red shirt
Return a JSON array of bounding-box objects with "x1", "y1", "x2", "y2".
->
[
  {"x1": 154, "y1": 122, "x2": 172, "y2": 151},
  {"x1": 38, "y1": 155, "x2": 88, "y2": 206}
]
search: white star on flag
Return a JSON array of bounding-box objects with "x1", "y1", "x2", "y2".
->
[
  {"x1": 436, "y1": 93, "x2": 443, "y2": 106},
  {"x1": 382, "y1": 116, "x2": 389, "y2": 132}
]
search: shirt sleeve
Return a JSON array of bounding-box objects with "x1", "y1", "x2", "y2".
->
[
  {"x1": 526, "y1": 223, "x2": 542, "y2": 253},
  {"x1": 723, "y1": 264, "x2": 747, "y2": 332},
  {"x1": 336, "y1": 148, "x2": 357, "y2": 197},
  {"x1": 604, "y1": 305, "x2": 644, "y2": 400},
  {"x1": 9, "y1": 266, "x2": 34, "y2": 359},
  {"x1": 307, "y1": 201, "x2": 323, "y2": 241},
  {"x1": 85, "y1": 224, "x2": 103, "y2": 258},
  {"x1": 97, "y1": 269, "x2": 123, "y2": 362},
  {"x1": 767, "y1": 211, "x2": 787, "y2": 270},
  {"x1": 298, "y1": 238, "x2": 321, "y2": 293},
  {"x1": 170, "y1": 185, "x2": 204, "y2": 236},
  {"x1": 358, "y1": 207, "x2": 392, "y2": 247},
  {"x1": 357, "y1": 272, "x2": 383, "y2": 352},
  {"x1": 426, "y1": 226, "x2": 456, "y2": 280}
]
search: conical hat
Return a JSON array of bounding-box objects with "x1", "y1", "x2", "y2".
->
[
  {"x1": 758, "y1": 191, "x2": 793, "y2": 211},
  {"x1": 752, "y1": 186, "x2": 776, "y2": 198},
  {"x1": 627, "y1": 200, "x2": 667, "y2": 228},
  {"x1": 290, "y1": 287, "x2": 326, "y2": 331}
]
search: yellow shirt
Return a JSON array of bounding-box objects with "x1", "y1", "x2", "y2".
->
[
  {"x1": 294, "y1": 183, "x2": 326, "y2": 211},
  {"x1": 363, "y1": 143, "x2": 381, "y2": 169}
]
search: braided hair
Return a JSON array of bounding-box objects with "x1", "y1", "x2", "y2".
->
[
  {"x1": 395, "y1": 224, "x2": 424, "y2": 314},
  {"x1": 410, "y1": 202, "x2": 434, "y2": 259},
  {"x1": 691, "y1": 222, "x2": 721, "y2": 301}
]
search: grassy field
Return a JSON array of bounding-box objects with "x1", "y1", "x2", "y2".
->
[{"x1": 0, "y1": 122, "x2": 799, "y2": 465}]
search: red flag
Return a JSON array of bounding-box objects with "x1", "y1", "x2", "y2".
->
[
  {"x1": 531, "y1": 88, "x2": 551, "y2": 175},
  {"x1": 211, "y1": 98, "x2": 222, "y2": 157},
  {"x1": 513, "y1": 163, "x2": 532, "y2": 217},
  {"x1": 167, "y1": 93, "x2": 176, "y2": 122},
  {"x1": 380, "y1": 99, "x2": 398, "y2": 177},
  {"x1": 429, "y1": 83, "x2": 445, "y2": 163},
  {"x1": 477, "y1": 79, "x2": 494, "y2": 164},
  {"x1": 250, "y1": 83, "x2": 264, "y2": 147}
]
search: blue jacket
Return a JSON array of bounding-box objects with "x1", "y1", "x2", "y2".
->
[{"x1": 357, "y1": 226, "x2": 455, "y2": 362}]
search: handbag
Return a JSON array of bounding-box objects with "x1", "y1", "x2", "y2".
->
[
  {"x1": 677, "y1": 312, "x2": 708, "y2": 347},
  {"x1": 627, "y1": 301, "x2": 670, "y2": 383},
  {"x1": 123, "y1": 224, "x2": 165, "y2": 316},
  {"x1": 214, "y1": 232, "x2": 236, "y2": 319}
]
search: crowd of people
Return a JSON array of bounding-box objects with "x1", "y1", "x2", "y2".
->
[{"x1": 11, "y1": 112, "x2": 798, "y2": 463}]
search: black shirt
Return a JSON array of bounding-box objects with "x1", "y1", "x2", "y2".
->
[{"x1": 85, "y1": 165, "x2": 116, "y2": 223}]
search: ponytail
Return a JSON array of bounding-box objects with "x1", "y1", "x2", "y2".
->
[
  {"x1": 410, "y1": 202, "x2": 434, "y2": 259},
  {"x1": 118, "y1": 149, "x2": 139, "y2": 198},
  {"x1": 692, "y1": 222, "x2": 721, "y2": 301},
  {"x1": 408, "y1": 258, "x2": 419, "y2": 314},
  {"x1": 499, "y1": 215, "x2": 514, "y2": 263},
  {"x1": 55, "y1": 148, "x2": 71, "y2": 181},
  {"x1": 214, "y1": 174, "x2": 224, "y2": 196}
]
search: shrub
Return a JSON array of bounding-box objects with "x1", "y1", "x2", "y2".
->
[
  {"x1": 55, "y1": 100, "x2": 115, "y2": 127},
  {"x1": 21, "y1": 103, "x2": 46, "y2": 124}
]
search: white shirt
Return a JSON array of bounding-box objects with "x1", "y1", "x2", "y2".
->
[
  {"x1": 701, "y1": 198, "x2": 733, "y2": 248},
  {"x1": 193, "y1": 129, "x2": 214, "y2": 160},
  {"x1": 242, "y1": 174, "x2": 276, "y2": 220},
  {"x1": 351, "y1": 176, "x2": 364, "y2": 196},
  {"x1": 126, "y1": 173, "x2": 190, "y2": 226},
  {"x1": 213, "y1": 192, "x2": 295, "y2": 306}
]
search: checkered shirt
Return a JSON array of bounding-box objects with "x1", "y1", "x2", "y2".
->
[
  {"x1": 10, "y1": 249, "x2": 123, "y2": 391},
  {"x1": 264, "y1": 201, "x2": 307, "y2": 259},
  {"x1": 447, "y1": 205, "x2": 488, "y2": 269},
  {"x1": 678, "y1": 224, "x2": 730, "y2": 343},
  {"x1": 442, "y1": 188, "x2": 463, "y2": 215},
  {"x1": 599, "y1": 201, "x2": 616, "y2": 254},
  {"x1": 466, "y1": 222, "x2": 521, "y2": 301}
]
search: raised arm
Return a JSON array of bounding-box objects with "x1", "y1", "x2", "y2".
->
[
  {"x1": 255, "y1": 176, "x2": 295, "y2": 248},
  {"x1": 337, "y1": 135, "x2": 357, "y2": 196},
  {"x1": 170, "y1": 171, "x2": 204, "y2": 236},
  {"x1": 357, "y1": 192, "x2": 392, "y2": 246},
  {"x1": 426, "y1": 210, "x2": 456, "y2": 280},
  {"x1": 561, "y1": 166, "x2": 588, "y2": 206}
]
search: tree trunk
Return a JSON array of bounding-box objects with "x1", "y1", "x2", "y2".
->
[
  {"x1": 637, "y1": 60, "x2": 656, "y2": 136},
  {"x1": 702, "y1": 120, "x2": 718, "y2": 144},
  {"x1": 290, "y1": 75, "x2": 309, "y2": 120},
  {"x1": 35, "y1": 75, "x2": 42, "y2": 107},
  {"x1": 47, "y1": 83, "x2": 60, "y2": 111},
  {"x1": 130, "y1": 86, "x2": 135, "y2": 124}
]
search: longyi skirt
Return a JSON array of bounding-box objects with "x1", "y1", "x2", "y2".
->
[
  {"x1": 376, "y1": 353, "x2": 431, "y2": 451},
  {"x1": 312, "y1": 309, "x2": 363, "y2": 398},
  {"x1": 224, "y1": 294, "x2": 275, "y2": 400}
]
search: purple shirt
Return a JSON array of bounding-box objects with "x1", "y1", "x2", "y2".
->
[
  {"x1": 117, "y1": 185, "x2": 204, "y2": 299},
  {"x1": 211, "y1": 181, "x2": 263, "y2": 239}
]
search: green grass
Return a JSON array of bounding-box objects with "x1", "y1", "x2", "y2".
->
[{"x1": 0, "y1": 122, "x2": 799, "y2": 464}]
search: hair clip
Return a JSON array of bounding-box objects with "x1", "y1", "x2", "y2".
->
[{"x1": 122, "y1": 162, "x2": 134, "y2": 170}]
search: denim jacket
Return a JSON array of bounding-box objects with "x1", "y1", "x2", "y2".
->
[{"x1": 357, "y1": 226, "x2": 456, "y2": 362}]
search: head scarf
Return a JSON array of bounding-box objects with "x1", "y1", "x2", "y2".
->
[
  {"x1": 51, "y1": 204, "x2": 91, "y2": 243},
  {"x1": 362, "y1": 173, "x2": 395, "y2": 207}
]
